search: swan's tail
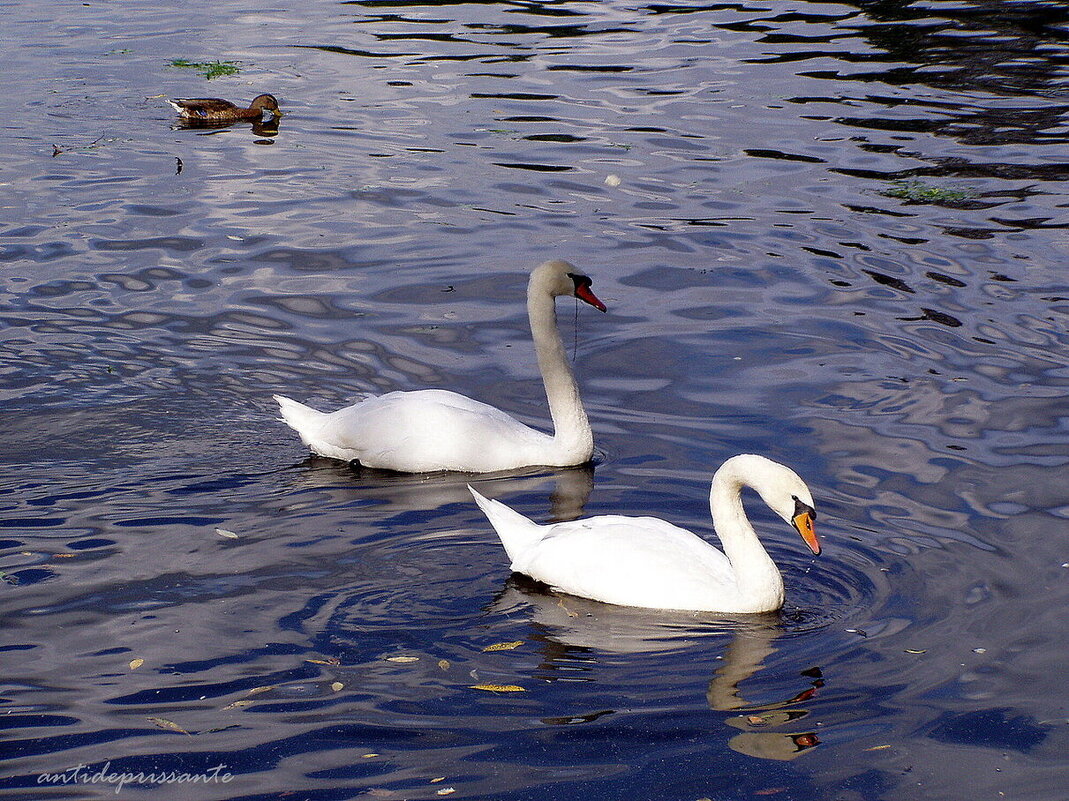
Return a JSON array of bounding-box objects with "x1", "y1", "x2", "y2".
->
[
  {"x1": 273, "y1": 394, "x2": 328, "y2": 441},
  {"x1": 468, "y1": 485, "x2": 545, "y2": 566}
]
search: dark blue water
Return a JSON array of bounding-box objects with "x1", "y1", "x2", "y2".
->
[{"x1": 2, "y1": 0, "x2": 1068, "y2": 799}]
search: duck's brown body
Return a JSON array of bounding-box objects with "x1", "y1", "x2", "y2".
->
[{"x1": 169, "y1": 94, "x2": 281, "y2": 122}]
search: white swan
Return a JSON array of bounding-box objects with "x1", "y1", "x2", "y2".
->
[
  {"x1": 274, "y1": 259, "x2": 606, "y2": 473},
  {"x1": 469, "y1": 454, "x2": 820, "y2": 613}
]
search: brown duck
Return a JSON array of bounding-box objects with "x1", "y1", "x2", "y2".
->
[{"x1": 169, "y1": 94, "x2": 281, "y2": 122}]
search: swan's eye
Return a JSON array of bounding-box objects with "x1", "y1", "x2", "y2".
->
[
  {"x1": 567, "y1": 273, "x2": 607, "y2": 312},
  {"x1": 792, "y1": 496, "x2": 815, "y2": 520}
]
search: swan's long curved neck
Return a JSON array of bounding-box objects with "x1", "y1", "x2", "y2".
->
[
  {"x1": 710, "y1": 466, "x2": 784, "y2": 609},
  {"x1": 527, "y1": 284, "x2": 593, "y2": 463}
]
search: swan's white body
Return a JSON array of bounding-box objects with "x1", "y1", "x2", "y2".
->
[
  {"x1": 274, "y1": 260, "x2": 605, "y2": 473},
  {"x1": 469, "y1": 454, "x2": 820, "y2": 613}
]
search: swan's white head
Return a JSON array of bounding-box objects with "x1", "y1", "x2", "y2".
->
[
  {"x1": 531, "y1": 259, "x2": 607, "y2": 312},
  {"x1": 722, "y1": 454, "x2": 820, "y2": 555}
]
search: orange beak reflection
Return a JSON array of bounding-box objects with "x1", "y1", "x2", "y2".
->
[{"x1": 793, "y1": 510, "x2": 820, "y2": 556}]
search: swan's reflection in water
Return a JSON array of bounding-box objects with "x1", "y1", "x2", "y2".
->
[
  {"x1": 284, "y1": 458, "x2": 595, "y2": 520},
  {"x1": 491, "y1": 580, "x2": 823, "y2": 761},
  {"x1": 707, "y1": 632, "x2": 823, "y2": 761}
]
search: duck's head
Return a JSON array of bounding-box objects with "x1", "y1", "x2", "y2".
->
[{"x1": 250, "y1": 94, "x2": 282, "y2": 116}]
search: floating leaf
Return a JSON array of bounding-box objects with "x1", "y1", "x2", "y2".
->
[
  {"x1": 470, "y1": 683, "x2": 525, "y2": 693},
  {"x1": 53, "y1": 553, "x2": 75, "y2": 558},
  {"x1": 129, "y1": 658, "x2": 144, "y2": 670},
  {"x1": 904, "y1": 648, "x2": 927, "y2": 655},
  {"x1": 222, "y1": 699, "x2": 255, "y2": 710},
  {"x1": 362, "y1": 753, "x2": 379, "y2": 759},
  {"x1": 169, "y1": 58, "x2": 241, "y2": 80},
  {"x1": 306, "y1": 657, "x2": 342, "y2": 666},
  {"x1": 483, "y1": 641, "x2": 524, "y2": 652},
  {"x1": 882, "y1": 180, "x2": 977, "y2": 204},
  {"x1": 438, "y1": 659, "x2": 450, "y2": 671},
  {"x1": 430, "y1": 777, "x2": 446, "y2": 784},
  {"x1": 148, "y1": 717, "x2": 191, "y2": 736},
  {"x1": 386, "y1": 655, "x2": 419, "y2": 663},
  {"x1": 215, "y1": 528, "x2": 239, "y2": 539},
  {"x1": 436, "y1": 789, "x2": 456, "y2": 796},
  {"x1": 865, "y1": 744, "x2": 892, "y2": 751},
  {"x1": 246, "y1": 685, "x2": 276, "y2": 697},
  {"x1": 331, "y1": 681, "x2": 344, "y2": 692}
]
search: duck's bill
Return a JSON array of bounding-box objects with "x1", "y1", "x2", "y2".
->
[
  {"x1": 793, "y1": 510, "x2": 820, "y2": 555},
  {"x1": 575, "y1": 284, "x2": 607, "y2": 312}
]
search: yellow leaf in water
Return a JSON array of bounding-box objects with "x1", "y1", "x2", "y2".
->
[
  {"x1": 482, "y1": 641, "x2": 524, "y2": 652},
  {"x1": 386, "y1": 656, "x2": 419, "y2": 663},
  {"x1": 129, "y1": 658, "x2": 144, "y2": 670},
  {"x1": 438, "y1": 659, "x2": 450, "y2": 671},
  {"x1": 147, "y1": 717, "x2": 191, "y2": 736},
  {"x1": 306, "y1": 657, "x2": 342, "y2": 666},
  {"x1": 746, "y1": 715, "x2": 767, "y2": 725},
  {"x1": 53, "y1": 553, "x2": 75, "y2": 558},
  {"x1": 865, "y1": 745, "x2": 892, "y2": 751},
  {"x1": 436, "y1": 789, "x2": 456, "y2": 796},
  {"x1": 430, "y1": 777, "x2": 447, "y2": 783},
  {"x1": 557, "y1": 597, "x2": 578, "y2": 618},
  {"x1": 904, "y1": 649, "x2": 927, "y2": 655},
  {"x1": 215, "y1": 528, "x2": 239, "y2": 539},
  {"x1": 222, "y1": 700, "x2": 255, "y2": 710},
  {"x1": 470, "y1": 684, "x2": 525, "y2": 693},
  {"x1": 331, "y1": 681, "x2": 344, "y2": 692},
  {"x1": 362, "y1": 753, "x2": 379, "y2": 759}
]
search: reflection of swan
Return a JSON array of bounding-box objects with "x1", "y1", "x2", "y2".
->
[
  {"x1": 469, "y1": 454, "x2": 820, "y2": 613},
  {"x1": 284, "y1": 460, "x2": 595, "y2": 520},
  {"x1": 706, "y1": 627, "x2": 822, "y2": 760},
  {"x1": 488, "y1": 582, "x2": 823, "y2": 760},
  {"x1": 274, "y1": 260, "x2": 606, "y2": 473},
  {"x1": 489, "y1": 577, "x2": 743, "y2": 654}
]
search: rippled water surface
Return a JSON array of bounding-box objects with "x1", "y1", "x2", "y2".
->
[{"x1": 3, "y1": 0, "x2": 1068, "y2": 799}]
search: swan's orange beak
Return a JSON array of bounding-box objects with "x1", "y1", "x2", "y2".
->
[
  {"x1": 793, "y1": 510, "x2": 820, "y2": 555},
  {"x1": 575, "y1": 284, "x2": 607, "y2": 312}
]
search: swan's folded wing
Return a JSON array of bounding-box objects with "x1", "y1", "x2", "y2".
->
[
  {"x1": 323, "y1": 389, "x2": 552, "y2": 472},
  {"x1": 519, "y1": 516, "x2": 738, "y2": 610}
]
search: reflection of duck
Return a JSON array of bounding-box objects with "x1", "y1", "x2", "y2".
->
[
  {"x1": 168, "y1": 94, "x2": 282, "y2": 122},
  {"x1": 470, "y1": 455, "x2": 820, "y2": 613},
  {"x1": 274, "y1": 260, "x2": 606, "y2": 472}
]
